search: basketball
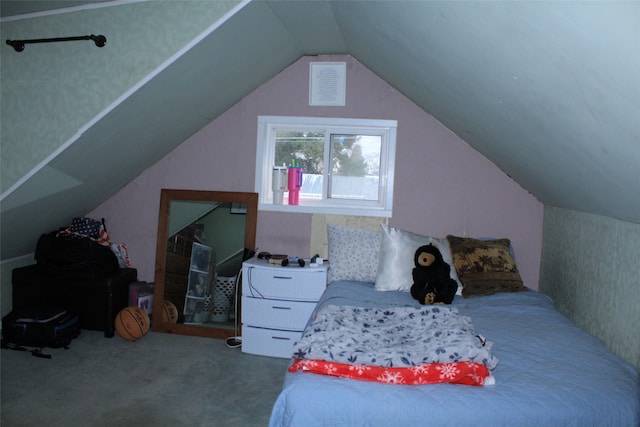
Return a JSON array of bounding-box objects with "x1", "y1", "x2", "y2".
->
[
  {"x1": 115, "y1": 307, "x2": 150, "y2": 341},
  {"x1": 161, "y1": 300, "x2": 179, "y2": 324}
]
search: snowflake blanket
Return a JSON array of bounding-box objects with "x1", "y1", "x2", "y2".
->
[{"x1": 289, "y1": 304, "x2": 498, "y2": 386}]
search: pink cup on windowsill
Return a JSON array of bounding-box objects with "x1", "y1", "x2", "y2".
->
[{"x1": 287, "y1": 167, "x2": 302, "y2": 205}]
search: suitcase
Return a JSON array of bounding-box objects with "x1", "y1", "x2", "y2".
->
[
  {"x1": 2, "y1": 305, "x2": 80, "y2": 358},
  {"x1": 12, "y1": 265, "x2": 137, "y2": 337}
]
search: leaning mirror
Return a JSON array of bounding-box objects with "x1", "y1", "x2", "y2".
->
[{"x1": 151, "y1": 189, "x2": 257, "y2": 338}]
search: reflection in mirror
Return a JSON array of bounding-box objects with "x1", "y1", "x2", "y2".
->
[{"x1": 152, "y1": 190, "x2": 257, "y2": 339}]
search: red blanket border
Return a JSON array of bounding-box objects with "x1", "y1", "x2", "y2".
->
[{"x1": 289, "y1": 358, "x2": 491, "y2": 386}]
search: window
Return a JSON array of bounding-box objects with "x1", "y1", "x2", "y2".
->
[{"x1": 255, "y1": 116, "x2": 397, "y2": 217}]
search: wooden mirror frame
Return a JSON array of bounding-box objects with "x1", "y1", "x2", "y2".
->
[{"x1": 151, "y1": 189, "x2": 258, "y2": 338}]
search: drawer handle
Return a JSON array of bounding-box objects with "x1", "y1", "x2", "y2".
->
[
  {"x1": 272, "y1": 275, "x2": 293, "y2": 280},
  {"x1": 272, "y1": 306, "x2": 292, "y2": 310},
  {"x1": 272, "y1": 336, "x2": 291, "y2": 341}
]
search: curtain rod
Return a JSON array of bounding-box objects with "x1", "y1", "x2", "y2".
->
[{"x1": 6, "y1": 34, "x2": 106, "y2": 52}]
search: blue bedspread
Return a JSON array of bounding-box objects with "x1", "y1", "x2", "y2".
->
[{"x1": 269, "y1": 281, "x2": 640, "y2": 427}]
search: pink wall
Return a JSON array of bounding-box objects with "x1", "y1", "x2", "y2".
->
[{"x1": 90, "y1": 55, "x2": 543, "y2": 290}]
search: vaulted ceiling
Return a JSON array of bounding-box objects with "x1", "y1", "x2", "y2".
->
[{"x1": 1, "y1": 0, "x2": 639, "y2": 261}]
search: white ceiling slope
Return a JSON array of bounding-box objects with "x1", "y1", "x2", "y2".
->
[{"x1": 1, "y1": 1, "x2": 639, "y2": 260}]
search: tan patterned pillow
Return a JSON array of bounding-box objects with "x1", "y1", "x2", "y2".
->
[{"x1": 446, "y1": 235, "x2": 526, "y2": 297}]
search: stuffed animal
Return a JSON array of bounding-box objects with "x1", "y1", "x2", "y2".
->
[{"x1": 410, "y1": 244, "x2": 458, "y2": 305}]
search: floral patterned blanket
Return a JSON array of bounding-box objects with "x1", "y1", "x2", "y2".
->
[{"x1": 289, "y1": 304, "x2": 498, "y2": 386}]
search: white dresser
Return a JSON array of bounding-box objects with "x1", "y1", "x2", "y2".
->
[{"x1": 241, "y1": 257, "x2": 329, "y2": 358}]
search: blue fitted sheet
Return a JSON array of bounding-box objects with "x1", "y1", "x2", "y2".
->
[{"x1": 269, "y1": 281, "x2": 640, "y2": 427}]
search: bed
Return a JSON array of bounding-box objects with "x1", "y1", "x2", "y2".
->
[{"x1": 268, "y1": 225, "x2": 640, "y2": 427}]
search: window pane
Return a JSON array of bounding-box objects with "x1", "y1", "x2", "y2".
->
[
  {"x1": 274, "y1": 130, "x2": 324, "y2": 172},
  {"x1": 274, "y1": 130, "x2": 325, "y2": 200},
  {"x1": 329, "y1": 134, "x2": 381, "y2": 201}
]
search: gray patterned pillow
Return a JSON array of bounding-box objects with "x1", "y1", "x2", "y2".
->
[{"x1": 327, "y1": 224, "x2": 382, "y2": 283}]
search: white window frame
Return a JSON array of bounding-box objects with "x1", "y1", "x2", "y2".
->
[{"x1": 255, "y1": 116, "x2": 397, "y2": 217}]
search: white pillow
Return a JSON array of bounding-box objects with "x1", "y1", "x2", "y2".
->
[
  {"x1": 327, "y1": 224, "x2": 382, "y2": 283},
  {"x1": 374, "y1": 225, "x2": 462, "y2": 294}
]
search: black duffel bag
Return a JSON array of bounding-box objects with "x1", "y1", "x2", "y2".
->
[{"x1": 35, "y1": 230, "x2": 119, "y2": 279}]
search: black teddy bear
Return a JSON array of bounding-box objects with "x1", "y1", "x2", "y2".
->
[{"x1": 410, "y1": 244, "x2": 458, "y2": 305}]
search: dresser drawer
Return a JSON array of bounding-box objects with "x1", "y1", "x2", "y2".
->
[
  {"x1": 243, "y1": 267, "x2": 326, "y2": 301},
  {"x1": 242, "y1": 326, "x2": 302, "y2": 358},
  {"x1": 164, "y1": 272, "x2": 187, "y2": 294},
  {"x1": 242, "y1": 297, "x2": 315, "y2": 330},
  {"x1": 165, "y1": 252, "x2": 190, "y2": 274}
]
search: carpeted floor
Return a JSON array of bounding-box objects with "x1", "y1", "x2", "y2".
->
[{"x1": 1, "y1": 329, "x2": 290, "y2": 427}]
